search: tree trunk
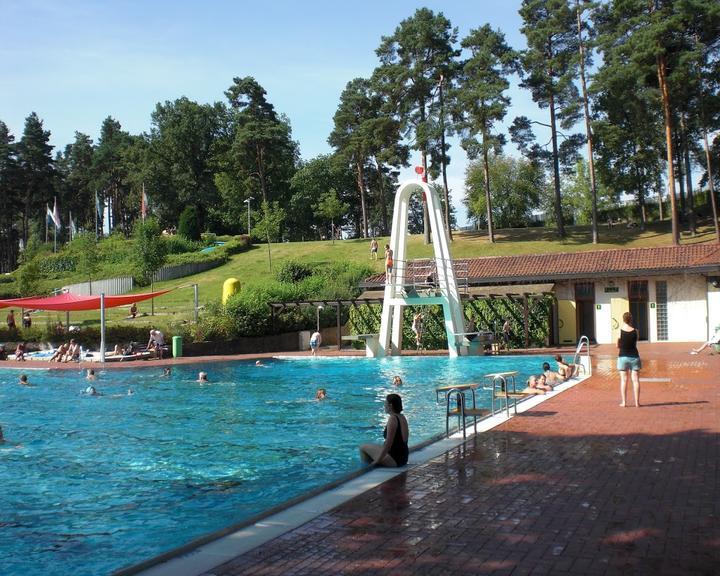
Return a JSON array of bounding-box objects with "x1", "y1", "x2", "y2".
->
[
  {"x1": 548, "y1": 91, "x2": 565, "y2": 238},
  {"x1": 256, "y1": 143, "x2": 269, "y2": 204},
  {"x1": 482, "y1": 130, "x2": 495, "y2": 243},
  {"x1": 438, "y1": 76, "x2": 453, "y2": 241},
  {"x1": 674, "y1": 127, "x2": 686, "y2": 218},
  {"x1": 576, "y1": 0, "x2": 599, "y2": 244},
  {"x1": 356, "y1": 160, "x2": 368, "y2": 238},
  {"x1": 696, "y1": 33, "x2": 720, "y2": 243},
  {"x1": 374, "y1": 158, "x2": 389, "y2": 235},
  {"x1": 657, "y1": 53, "x2": 679, "y2": 245},
  {"x1": 421, "y1": 150, "x2": 431, "y2": 244},
  {"x1": 680, "y1": 115, "x2": 696, "y2": 235},
  {"x1": 702, "y1": 127, "x2": 720, "y2": 243}
]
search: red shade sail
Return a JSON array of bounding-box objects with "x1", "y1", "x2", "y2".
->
[{"x1": 0, "y1": 290, "x2": 171, "y2": 312}]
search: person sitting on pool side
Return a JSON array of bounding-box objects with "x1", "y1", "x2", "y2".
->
[
  {"x1": 522, "y1": 374, "x2": 547, "y2": 394},
  {"x1": 690, "y1": 328, "x2": 720, "y2": 354},
  {"x1": 359, "y1": 393, "x2": 409, "y2": 467},
  {"x1": 315, "y1": 388, "x2": 327, "y2": 400},
  {"x1": 555, "y1": 354, "x2": 579, "y2": 379},
  {"x1": 14, "y1": 342, "x2": 26, "y2": 361},
  {"x1": 50, "y1": 342, "x2": 69, "y2": 362},
  {"x1": 63, "y1": 339, "x2": 81, "y2": 363},
  {"x1": 0, "y1": 345, "x2": 6, "y2": 361},
  {"x1": 536, "y1": 373, "x2": 554, "y2": 391},
  {"x1": 542, "y1": 362, "x2": 563, "y2": 384},
  {"x1": 197, "y1": 371, "x2": 209, "y2": 383},
  {"x1": 392, "y1": 375, "x2": 403, "y2": 387}
]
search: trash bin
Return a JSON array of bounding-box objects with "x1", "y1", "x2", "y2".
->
[{"x1": 172, "y1": 335, "x2": 183, "y2": 358}]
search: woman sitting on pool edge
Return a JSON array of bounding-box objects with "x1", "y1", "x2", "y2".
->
[{"x1": 359, "y1": 393, "x2": 409, "y2": 467}]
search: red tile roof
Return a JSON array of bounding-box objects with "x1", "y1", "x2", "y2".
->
[{"x1": 363, "y1": 245, "x2": 720, "y2": 286}]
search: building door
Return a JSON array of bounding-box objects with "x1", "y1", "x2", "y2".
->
[
  {"x1": 574, "y1": 282, "x2": 596, "y2": 343},
  {"x1": 628, "y1": 280, "x2": 649, "y2": 341}
]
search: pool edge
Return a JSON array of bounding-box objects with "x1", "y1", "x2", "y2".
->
[{"x1": 118, "y1": 375, "x2": 588, "y2": 576}]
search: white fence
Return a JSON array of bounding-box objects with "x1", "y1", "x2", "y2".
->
[
  {"x1": 60, "y1": 260, "x2": 222, "y2": 296},
  {"x1": 62, "y1": 277, "x2": 134, "y2": 296},
  {"x1": 152, "y1": 260, "x2": 223, "y2": 283}
]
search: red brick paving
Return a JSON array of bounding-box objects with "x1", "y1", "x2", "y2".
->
[{"x1": 200, "y1": 343, "x2": 719, "y2": 576}]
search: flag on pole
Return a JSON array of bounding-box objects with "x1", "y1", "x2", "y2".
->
[
  {"x1": 46, "y1": 204, "x2": 55, "y2": 227},
  {"x1": 52, "y1": 197, "x2": 61, "y2": 229},
  {"x1": 95, "y1": 191, "x2": 102, "y2": 222},
  {"x1": 141, "y1": 184, "x2": 148, "y2": 220},
  {"x1": 69, "y1": 212, "x2": 77, "y2": 239}
]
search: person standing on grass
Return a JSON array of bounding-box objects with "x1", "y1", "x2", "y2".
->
[
  {"x1": 370, "y1": 238, "x2": 378, "y2": 260},
  {"x1": 617, "y1": 311, "x2": 641, "y2": 407}
]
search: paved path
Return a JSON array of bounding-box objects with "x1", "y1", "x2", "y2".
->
[{"x1": 202, "y1": 343, "x2": 719, "y2": 576}]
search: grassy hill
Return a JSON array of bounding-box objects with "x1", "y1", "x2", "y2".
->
[{"x1": 14, "y1": 219, "x2": 719, "y2": 335}]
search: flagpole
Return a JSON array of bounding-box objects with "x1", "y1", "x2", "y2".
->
[
  {"x1": 142, "y1": 182, "x2": 146, "y2": 221},
  {"x1": 45, "y1": 203, "x2": 49, "y2": 244}
]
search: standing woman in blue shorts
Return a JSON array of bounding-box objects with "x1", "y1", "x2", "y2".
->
[{"x1": 617, "y1": 311, "x2": 641, "y2": 407}]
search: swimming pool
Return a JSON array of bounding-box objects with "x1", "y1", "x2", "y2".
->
[{"x1": 0, "y1": 354, "x2": 547, "y2": 575}]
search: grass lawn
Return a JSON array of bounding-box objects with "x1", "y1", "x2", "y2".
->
[{"x1": 22, "y1": 219, "x2": 719, "y2": 335}]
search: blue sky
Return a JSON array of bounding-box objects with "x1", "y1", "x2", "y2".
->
[{"x1": 2, "y1": 0, "x2": 542, "y2": 226}]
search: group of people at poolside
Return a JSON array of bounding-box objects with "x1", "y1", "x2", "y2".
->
[
  {"x1": 49, "y1": 339, "x2": 81, "y2": 362},
  {"x1": 523, "y1": 355, "x2": 582, "y2": 394}
]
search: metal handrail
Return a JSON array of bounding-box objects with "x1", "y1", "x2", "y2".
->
[{"x1": 572, "y1": 335, "x2": 591, "y2": 376}]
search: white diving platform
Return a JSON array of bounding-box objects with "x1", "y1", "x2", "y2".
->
[{"x1": 377, "y1": 179, "x2": 468, "y2": 357}]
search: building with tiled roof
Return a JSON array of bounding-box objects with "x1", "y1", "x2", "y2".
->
[{"x1": 362, "y1": 245, "x2": 720, "y2": 346}]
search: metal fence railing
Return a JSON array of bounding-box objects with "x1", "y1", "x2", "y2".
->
[{"x1": 63, "y1": 276, "x2": 134, "y2": 296}]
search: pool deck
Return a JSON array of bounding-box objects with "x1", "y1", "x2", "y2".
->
[
  {"x1": 5, "y1": 343, "x2": 719, "y2": 575},
  {"x1": 191, "y1": 342, "x2": 717, "y2": 576}
]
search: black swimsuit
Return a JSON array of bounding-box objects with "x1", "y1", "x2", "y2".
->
[{"x1": 383, "y1": 415, "x2": 409, "y2": 466}]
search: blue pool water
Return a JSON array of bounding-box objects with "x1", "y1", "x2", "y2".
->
[{"x1": 0, "y1": 355, "x2": 548, "y2": 575}]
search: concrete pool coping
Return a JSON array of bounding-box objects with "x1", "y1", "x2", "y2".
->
[{"x1": 124, "y1": 374, "x2": 588, "y2": 576}]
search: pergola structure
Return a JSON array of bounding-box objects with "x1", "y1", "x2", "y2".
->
[{"x1": 269, "y1": 282, "x2": 556, "y2": 353}]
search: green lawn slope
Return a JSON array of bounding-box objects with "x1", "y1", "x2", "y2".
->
[{"x1": 17, "y1": 220, "x2": 719, "y2": 335}]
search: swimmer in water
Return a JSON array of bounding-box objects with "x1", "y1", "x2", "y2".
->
[
  {"x1": 19, "y1": 374, "x2": 33, "y2": 386},
  {"x1": 84, "y1": 385, "x2": 101, "y2": 396},
  {"x1": 392, "y1": 375, "x2": 403, "y2": 387},
  {"x1": 315, "y1": 388, "x2": 327, "y2": 400},
  {"x1": 255, "y1": 360, "x2": 265, "y2": 367},
  {"x1": 86, "y1": 369, "x2": 97, "y2": 381},
  {"x1": 162, "y1": 367, "x2": 171, "y2": 376},
  {"x1": 197, "y1": 371, "x2": 209, "y2": 383}
]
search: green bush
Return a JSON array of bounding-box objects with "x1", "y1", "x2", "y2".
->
[
  {"x1": 38, "y1": 254, "x2": 77, "y2": 275},
  {"x1": 164, "y1": 236, "x2": 202, "y2": 255},
  {"x1": 218, "y1": 236, "x2": 251, "y2": 256},
  {"x1": 276, "y1": 260, "x2": 313, "y2": 284},
  {"x1": 178, "y1": 206, "x2": 202, "y2": 240}
]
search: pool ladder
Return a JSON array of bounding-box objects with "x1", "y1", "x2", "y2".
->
[
  {"x1": 444, "y1": 387, "x2": 490, "y2": 438},
  {"x1": 572, "y1": 335, "x2": 591, "y2": 376}
]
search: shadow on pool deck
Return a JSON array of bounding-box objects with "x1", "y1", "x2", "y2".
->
[{"x1": 196, "y1": 343, "x2": 719, "y2": 576}]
